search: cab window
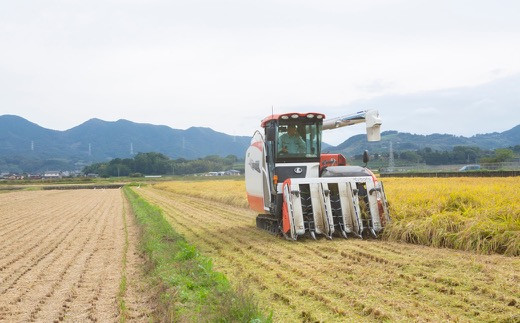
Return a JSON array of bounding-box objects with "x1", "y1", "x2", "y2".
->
[{"x1": 276, "y1": 121, "x2": 321, "y2": 161}]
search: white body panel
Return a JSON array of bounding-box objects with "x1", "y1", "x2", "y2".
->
[
  {"x1": 338, "y1": 182, "x2": 361, "y2": 234},
  {"x1": 322, "y1": 109, "x2": 382, "y2": 142},
  {"x1": 275, "y1": 162, "x2": 320, "y2": 193},
  {"x1": 244, "y1": 131, "x2": 271, "y2": 212},
  {"x1": 282, "y1": 176, "x2": 387, "y2": 240}
]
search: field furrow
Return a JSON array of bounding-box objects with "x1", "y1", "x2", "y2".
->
[
  {"x1": 137, "y1": 186, "x2": 520, "y2": 322},
  {"x1": 0, "y1": 189, "x2": 153, "y2": 322}
]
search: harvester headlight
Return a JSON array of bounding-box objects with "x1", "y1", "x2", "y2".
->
[
  {"x1": 281, "y1": 115, "x2": 289, "y2": 119},
  {"x1": 291, "y1": 114, "x2": 299, "y2": 119},
  {"x1": 316, "y1": 115, "x2": 323, "y2": 119},
  {"x1": 306, "y1": 114, "x2": 314, "y2": 118}
]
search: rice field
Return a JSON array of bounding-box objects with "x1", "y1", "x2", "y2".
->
[
  {"x1": 0, "y1": 189, "x2": 154, "y2": 322},
  {"x1": 135, "y1": 183, "x2": 520, "y2": 322},
  {"x1": 154, "y1": 177, "x2": 520, "y2": 255}
]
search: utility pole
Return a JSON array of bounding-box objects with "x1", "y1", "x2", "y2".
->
[{"x1": 389, "y1": 141, "x2": 395, "y2": 172}]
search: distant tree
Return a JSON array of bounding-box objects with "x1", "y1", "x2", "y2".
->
[
  {"x1": 83, "y1": 152, "x2": 238, "y2": 176},
  {"x1": 399, "y1": 151, "x2": 422, "y2": 163},
  {"x1": 480, "y1": 148, "x2": 515, "y2": 163}
]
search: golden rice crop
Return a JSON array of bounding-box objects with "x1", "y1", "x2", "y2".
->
[
  {"x1": 382, "y1": 177, "x2": 520, "y2": 256},
  {"x1": 137, "y1": 186, "x2": 520, "y2": 322},
  {"x1": 154, "y1": 177, "x2": 520, "y2": 255},
  {"x1": 154, "y1": 180, "x2": 248, "y2": 208}
]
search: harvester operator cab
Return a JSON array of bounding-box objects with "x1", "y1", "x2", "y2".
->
[
  {"x1": 264, "y1": 113, "x2": 324, "y2": 163},
  {"x1": 276, "y1": 122, "x2": 321, "y2": 160}
]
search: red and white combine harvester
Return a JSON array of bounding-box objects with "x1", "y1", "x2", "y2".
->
[{"x1": 245, "y1": 110, "x2": 390, "y2": 240}]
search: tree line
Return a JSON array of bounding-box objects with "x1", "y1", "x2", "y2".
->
[
  {"x1": 353, "y1": 145, "x2": 520, "y2": 165},
  {"x1": 82, "y1": 152, "x2": 242, "y2": 177}
]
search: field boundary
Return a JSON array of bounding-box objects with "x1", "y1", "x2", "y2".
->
[
  {"x1": 123, "y1": 186, "x2": 270, "y2": 322},
  {"x1": 381, "y1": 170, "x2": 519, "y2": 177},
  {"x1": 42, "y1": 184, "x2": 124, "y2": 190}
]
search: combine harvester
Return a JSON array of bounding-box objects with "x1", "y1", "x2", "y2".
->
[{"x1": 245, "y1": 110, "x2": 390, "y2": 240}]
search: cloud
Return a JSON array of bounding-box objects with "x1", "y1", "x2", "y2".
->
[
  {"x1": 1, "y1": 1, "x2": 520, "y2": 145},
  {"x1": 321, "y1": 73, "x2": 520, "y2": 145},
  {"x1": 411, "y1": 107, "x2": 439, "y2": 116}
]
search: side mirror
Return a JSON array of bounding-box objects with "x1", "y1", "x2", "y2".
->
[
  {"x1": 265, "y1": 123, "x2": 276, "y2": 142},
  {"x1": 363, "y1": 150, "x2": 370, "y2": 165}
]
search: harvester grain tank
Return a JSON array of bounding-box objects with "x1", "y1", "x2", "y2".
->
[{"x1": 245, "y1": 110, "x2": 390, "y2": 240}]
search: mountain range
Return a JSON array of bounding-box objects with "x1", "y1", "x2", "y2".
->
[
  {"x1": 333, "y1": 125, "x2": 520, "y2": 156},
  {"x1": 0, "y1": 114, "x2": 518, "y2": 172},
  {"x1": 0, "y1": 115, "x2": 251, "y2": 162}
]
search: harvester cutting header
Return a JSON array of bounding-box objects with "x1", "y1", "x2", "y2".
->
[{"x1": 245, "y1": 110, "x2": 390, "y2": 240}]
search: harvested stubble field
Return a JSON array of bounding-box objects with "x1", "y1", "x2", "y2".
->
[
  {"x1": 141, "y1": 179, "x2": 520, "y2": 322},
  {"x1": 0, "y1": 189, "x2": 153, "y2": 322}
]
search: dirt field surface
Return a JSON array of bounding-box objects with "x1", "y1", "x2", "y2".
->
[
  {"x1": 0, "y1": 189, "x2": 153, "y2": 322},
  {"x1": 138, "y1": 186, "x2": 520, "y2": 322}
]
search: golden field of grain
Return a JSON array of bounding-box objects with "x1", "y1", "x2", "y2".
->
[
  {"x1": 154, "y1": 177, "x2": 520, "y2": 255},
  {"x1": 136, "y1": 183, "x2": 520, "y2": 322},
  {"x1": 382, "y1": 177, "x2": 520, "y2": 256}
]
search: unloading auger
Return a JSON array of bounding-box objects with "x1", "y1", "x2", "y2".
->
[{"x1": 245, "y1": 110, "x2": 390, "y2": 240}]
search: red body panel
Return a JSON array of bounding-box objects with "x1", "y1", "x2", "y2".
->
[
  {"x1": 281, "y1": 179, "x2": 292, "y2": 233},
  {"x1": 320, "y1": 153, "x2": 347, "y2": 172},
  {"x1": 251, "y1": 141, "x2": 263, "y2": 152},
  {"x1": 260, "y1": 112, "x2": 326, "y2": 127},
  {"x1": 247, "y1": 194, "x2": 265, "y2": 213}
]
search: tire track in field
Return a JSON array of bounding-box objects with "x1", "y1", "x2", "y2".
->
[
  {"x1": 138, "y1": 186, "x2": 520, "y2": 323},
  {"x1": 0, "y1": 189, "x2": 154, "y2": 322}
]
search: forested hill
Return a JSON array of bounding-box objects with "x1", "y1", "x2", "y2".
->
[
  {"x1": 1, "y1": 114, "x2": 518, "y2": 172},
  {"x1": 0, "y1": 115, "x2": 251, "y2": 161},
  {"x1": 330, "y1": 125, "x2": 520, "y2": 156}
]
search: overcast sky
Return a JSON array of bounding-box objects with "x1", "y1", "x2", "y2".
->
[{"x1": 1, "y1": 0, "x2": 520, "y2": 145}]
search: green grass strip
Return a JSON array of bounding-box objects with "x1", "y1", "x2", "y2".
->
[{"x1": 123, "y1": 187, "x2": 271, "y2": 322}]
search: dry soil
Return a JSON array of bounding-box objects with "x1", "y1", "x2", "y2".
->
[{"x1": 0, "y1": 189, "x2": 153, "y2": 322}]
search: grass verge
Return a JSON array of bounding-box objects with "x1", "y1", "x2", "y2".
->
[{"x1": 123, "y1": 186, "x2": 270, "y2": 322}]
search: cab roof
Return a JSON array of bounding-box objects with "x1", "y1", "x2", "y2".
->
[{"x1": 260, "y1": 112, "x2": 326, "y2": 128}]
